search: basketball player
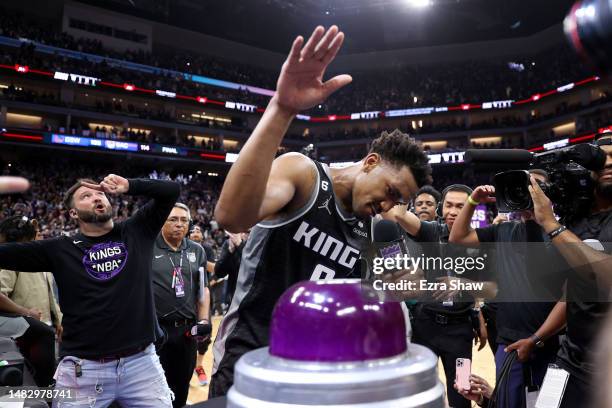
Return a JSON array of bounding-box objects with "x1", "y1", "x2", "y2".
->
[{"x1": 209, "y1": 25, "x2": 432, "y2": 397}]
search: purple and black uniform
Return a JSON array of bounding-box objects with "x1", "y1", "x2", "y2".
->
[{"x1": 0, "y1": 178, "x2": 180, "y2": 359}]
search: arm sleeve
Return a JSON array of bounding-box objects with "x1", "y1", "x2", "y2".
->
[
  {"x1": 0, "y1": 270, "x2": 17, "y2": 296},
  {"x1": 475, "y1": 225, "x2": 498, "y2": 243},
  {"x1": 0, "y1": 240, "x2": 54, "y2": 272},
  {"x1": 414, "y1": 221, "x2": 441, "y2": 242},
  {"x1": 125, "y1": 179, "x2": 181, "y2": 237}
]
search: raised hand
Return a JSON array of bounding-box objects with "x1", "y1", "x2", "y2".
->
[
  {"x1": 471, "y1": 185, "x2": 496, "y2": 204},
  {"x1": 81, "y1": 174, "x2": 130, "y2": 195},
  {"x1": 527, "y1": 175, "x2": 559, "y2": 232},
  {"x1": 274, "y1": 25, "x2": 352, "y2": 113},
  {"x1": 0, "y1": 176, "x2": 29, "y2": 194}
]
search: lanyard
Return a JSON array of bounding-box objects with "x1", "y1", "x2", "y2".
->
[
  {"x1": 168, "y1": 250, "x2": 183, "y2": 288},
  {"x1": 167, "y1": 250, "x2": 184, "y2": 271}
]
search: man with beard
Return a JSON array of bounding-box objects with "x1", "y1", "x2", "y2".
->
[
  {"x1": 525, "y1": 133, "x2": 612, "y2": 407},
  {"x1": 413, "y1": 185, "x2": 441, "y2": 222},
  {"x1": 0, "y1": 174, "x2": 179, "y2": 407}
]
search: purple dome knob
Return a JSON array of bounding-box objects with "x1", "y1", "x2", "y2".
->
[{"x1": 269, "y1": 279, "x2": 406, "y2": 362}]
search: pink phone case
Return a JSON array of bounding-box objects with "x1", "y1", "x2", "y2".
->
[{"x1": 455, "y1": 358, "x2": 471, "y2": 391}]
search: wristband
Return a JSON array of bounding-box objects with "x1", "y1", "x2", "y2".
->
[
  {"x1": 467, "y1": 196, "x2": 480, "y2": 206},
  {"x1": 547, "y1": 225, "x2": 567, "y2": 240}
]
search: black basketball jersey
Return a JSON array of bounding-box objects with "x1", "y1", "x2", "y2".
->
[{"x1": 212, "y1": 159, "x2": 372, "y2": 376}]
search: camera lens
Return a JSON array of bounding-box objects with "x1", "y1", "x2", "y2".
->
[
  {"x1": 503, "y1": 183, "x2": 531, "y2": 211},
  {"x1": 495, "y1": 171, "x2": 533, "y2": 212}
]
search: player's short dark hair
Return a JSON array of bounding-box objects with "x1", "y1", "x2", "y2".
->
[
  {"x1": 414, "y1": 185, "x2": 442, "y2": 205},
  {"x1": 63, "y1": 179, "x2": 103, "y2": 209},
  {"x1": 368, "y1": 129, "x2": 432, "y2": 187},
  {"x1": 0, "y1": 216, "x2": 37, "y2": 243}
]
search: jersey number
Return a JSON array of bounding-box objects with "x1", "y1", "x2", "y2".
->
[{"x1": 309, "y1": 264, "x2": 336, "y2": 280}]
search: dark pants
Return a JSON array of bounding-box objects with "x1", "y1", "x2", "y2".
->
[
  {"x1": 556, "y1": 362, "x2": 591, "y2": 408},
  {"x1": 15, "y1": 317, "x2": 56, "y2": 387},
  {"x1": 481, "y1": 304, "x2": 498, "y2": 355},
  {"x1": 494, "y1": 344, "x2": 557, "y2": 408},
  {"x1": 411, "y1": 311, "x2": 473, "y2": 408},
  {"x1": 156, "y1": 321, "x2": 197, "y2": 408}
]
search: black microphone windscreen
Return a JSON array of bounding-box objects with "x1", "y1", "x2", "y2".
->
[
  {"x1": 374, "y1": 220, "x2": 402, "y2": 243},
  {"x1": 465, "y1": 149, "x2": 533, "y2": 164}
]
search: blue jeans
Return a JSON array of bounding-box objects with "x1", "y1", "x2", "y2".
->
[{"x1": 53, "y1": 344, "x2": 173, "y2": 407}]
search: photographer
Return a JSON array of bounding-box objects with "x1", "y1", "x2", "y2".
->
[
  {"x1": 449, "y1": 173, "x2": 568, "y2": 408},
  {"x1": 526, "y1": 134, "x2": 612, "y2": 407}
]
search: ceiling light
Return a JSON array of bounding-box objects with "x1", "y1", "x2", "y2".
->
[{"x1": 406, "y1": 0, "x2": 432, "y2": 7}]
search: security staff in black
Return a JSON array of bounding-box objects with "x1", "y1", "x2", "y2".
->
[
  {"x1": 386, "y1": 184, "x2": 497, "y2": 408},
  {"x1": 153, "y1": 203, "x2": 209, "y2": 408}
]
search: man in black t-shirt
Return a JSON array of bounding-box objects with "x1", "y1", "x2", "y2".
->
[
  {"x1": 0, "y1": 175, "x2": 179, "y2": 407},
  {"x1": 386, "y1": 184, "x2": 496, "y2": 408},
  {"x1": 450, "y1": 180, "x2": 568, "y2": 408}
]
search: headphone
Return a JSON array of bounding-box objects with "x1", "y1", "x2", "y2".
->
[{"x1": 436, "y1": 184, "x2": 474, "y2": 218}]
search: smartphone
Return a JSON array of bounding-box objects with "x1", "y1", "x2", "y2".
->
[{"x1": 455, "y1": 358, "x2": 472, "y2": 391}]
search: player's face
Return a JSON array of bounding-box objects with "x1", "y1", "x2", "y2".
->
[
  {"x1": 595, "y1": 144, "x2": 612, "y2": 199},
  {"x1": 163, "y1": 207, "x2": 190, "y2": 242},
  {"x1": 72, "y1": 186, "x2": 113, "y2": 223},
  {"x1": 352, "y1": 155, "x2": 418, "y2": 219},
  {"x1": 441, "y1": 191, "x2": 469, "y2": 230},
  {"x1": 414, "y1": 193, "x2": 437, "y2": 221}
]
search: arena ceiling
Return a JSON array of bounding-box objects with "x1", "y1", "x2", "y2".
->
[{"x1": 78, "y1": 0, "x2": 575, "y2": 54}]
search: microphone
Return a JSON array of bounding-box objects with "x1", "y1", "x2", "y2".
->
[
  {"x1": 373, "y1": 220, "x2": 409, "y2": 274},
  {"x1": 464, "y1": 149, "x2": 534, "y2": 165},
  {"x1": 185, "y1": 321, "x2": 212, "y2": 341}
]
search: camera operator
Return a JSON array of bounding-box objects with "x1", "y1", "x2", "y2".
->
[
  {"x1": 449, "y1": 171, "x2": 568, "y2": 408},
  {"x1": 525, "y1": 133, "x2": 612, "y2": 407},
  {"x1": 386, "y1": 184, "x2": 496, "y2": 408}
]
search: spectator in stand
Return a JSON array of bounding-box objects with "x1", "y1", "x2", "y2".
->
[{"x1": 0, "y1": 215, "x2": 60, "y2": 387}]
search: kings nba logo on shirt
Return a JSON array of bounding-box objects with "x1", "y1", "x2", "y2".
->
[{"x1": 82, "y1": 242, "x2": 128, "y2": 280}]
